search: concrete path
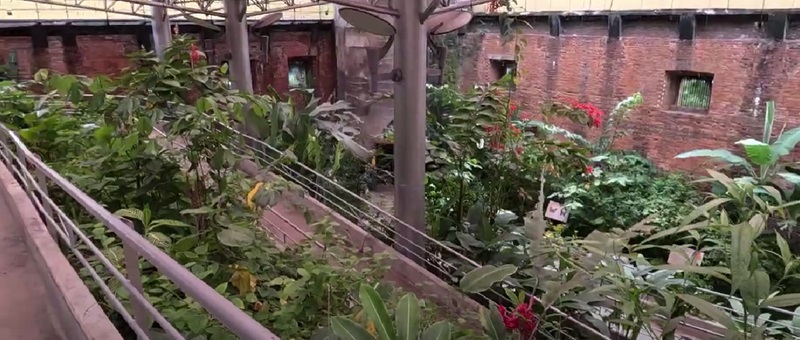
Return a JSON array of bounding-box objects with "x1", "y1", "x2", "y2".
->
[{"x1": 0, "y1": 199, "x2": 61, "y2": 339}]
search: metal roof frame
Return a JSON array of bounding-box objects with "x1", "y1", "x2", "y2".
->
[{"x1": 18, "y1": 0, "x2": 405, "y2": 18}]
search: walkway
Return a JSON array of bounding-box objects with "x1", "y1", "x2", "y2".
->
[{"x1": 0, "y1": 197, "x2": 60, "y2": 339}]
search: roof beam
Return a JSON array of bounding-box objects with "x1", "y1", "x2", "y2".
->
[
  {"x1": 21, "y1": 0, "x2": 401, "y2": 19},
  {"x1": 22, "y1": 0, "x2": 152, "y2": 18},
  {"x1": 21, "y1": 0, "x2": 226, "y2": 18}
]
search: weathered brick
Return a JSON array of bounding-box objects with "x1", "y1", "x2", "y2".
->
[
  {"x1": 460, "y1": 15, "x2": 800, "y2": 171},
  {"x1": 0, "y1": 24, "x2": 336, "y2": 100}
]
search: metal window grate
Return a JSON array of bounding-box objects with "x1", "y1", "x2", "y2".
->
[
  {"x1": 676, "y1": 76, "x2": 712, "y2": 110},
  {"x1": 0, "y1": 51, "x2": 18, "y2": 81}
]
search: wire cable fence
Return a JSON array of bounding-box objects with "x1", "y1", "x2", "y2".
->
[
  {"x1": 0, "y1": 123, "x2": 279, "y2": 339},
  {"x1": 209, "y1": 119, "x2": 800, "y2": 340},
  {"x1": 191, "y1": 119, "x2": 611, "y2": 340}
]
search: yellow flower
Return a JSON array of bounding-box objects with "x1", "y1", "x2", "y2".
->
[
  {"x1": 366, "y1": 321, "x2": 377, "y2": 336},
  {"x1": 544, "y1": 231, "x2": 555, "y2": 239},
  {"x1": 553, "y1": 224, "x2": 565, "y2": 234},
  {"x1": 246, "y1": 182, "x2": 264, "y2": 210}
]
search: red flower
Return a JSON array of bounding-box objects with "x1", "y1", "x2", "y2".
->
[
  {"x1": 190, "y1": 44, "x2": 201, "y2": 66},
  {"x1": 489, "y1": 141, "x2": 505, "y2": 151},
  {"x1": 509, "y1": 103, "x2": 518, "y2": 115},
  {"x1": 515, "y1": 146, "x2": 524, "y2": 155},
  {"x1": 569, "y1": 100, "x2": 604, "y2": 128},
  {"x1": 497, "y1": 298, "x2": 539, "y2": 338},
  {"x1": 497, "y1": 305, "x2": 519, "y2": 329},
  {"x1": 586, "y1": 165, "x2": 594, "y2": 174}
]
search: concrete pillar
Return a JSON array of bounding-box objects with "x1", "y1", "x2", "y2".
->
[
  {"x1": 223, "y1": 0, "x2": 253, "y2": 93},
  {"x1": 393, "y1": 0, "x2": 427, "y2": 262},
  {"x1": 151, "y1": 0, "x2": 172, "y2": 60}
]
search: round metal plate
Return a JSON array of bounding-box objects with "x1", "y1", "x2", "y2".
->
[
  {"x1": 425, "y1": 11, "x2": 473, "y2": 35},
  {"x1": 338, "y1": 7, "x2": 396, "y2": 36},
  {"x1": 252, "y1": 12, "x2": 283, "y2": 29}
]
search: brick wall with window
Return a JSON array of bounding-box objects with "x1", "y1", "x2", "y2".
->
[
  {"x1": 459, "y1": 14, "x2": 800, "y2": 171},
  {"x1": 0, "y1": 23, "x2": 336, "y2": 100}
]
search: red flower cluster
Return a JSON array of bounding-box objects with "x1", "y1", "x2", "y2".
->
[
  {"x1": 483, "y1": 124, "x2": 523, "y2": 154},
  {"x1": 190, "y1": 44, "x2": 202, "y2": 66},
  {"x1": 586, "y1": 165, "x2": 594, "y2": 175},
  {"x1": 497, "y1": 299, "x2": 538, "y2": 338},
  {"x1": 568, "y1": 100, "x2": 604, "y2": 128}
]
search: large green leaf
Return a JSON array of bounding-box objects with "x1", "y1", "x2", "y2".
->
[
  {"x1": 479, "y1": 304, "x2": 507, "y2": 340},
  {"x1": 421, "y1": 321, "x2": 452, "y2": 340},
  {"x1": 359, "y1": 284, "x2": 396, "y2": 340},
  {"x1": 677, "y1": 294, "x2": 736, "y2": 329},
  {"x1": 735, "y1": 139, "x2": 772, "y2": 166},
  {"x1": 216, "y1": 228, "x2": 255, "y2": 247},
  {"x1": 776, "y1": 233, "x2": 792, "y2": 266},
  {"x1": 772, "y1": 126, "x2": 800, "y2": 158},
  {"x1": 642, "y1": 221, "x2": 708, "y2": 245},
  {"x1": 740, "y1": 269, "x2": 770, "y2": 309},
  {"x1": 674, "y1": 149, "x2": 749, "y2": 166},
  {"x1": 777, "y1": 172, "x2": 800, "y2": 184},
  {"x1": 730, "y1": 222, "x2": 755, "y2": 294},
  {"x1": 331, "y1": 317, "x2": 375, "y2": 340},
  {"x1": 679, "y1": 199, "x2": 730, "y2": 226},
  {"x1": 395, "y1": 294, "x2": 420, "y2": 340},
  {"x1": 762, "y1": 293, "x2": 800, "y2": 308},
  {"x1": 459, "y1": 264, "x2": 517, "y2": 293}
]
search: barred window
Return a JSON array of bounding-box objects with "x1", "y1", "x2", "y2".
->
[{"x1": 667, "y1": 71, "x2": 713, "y2": 112}]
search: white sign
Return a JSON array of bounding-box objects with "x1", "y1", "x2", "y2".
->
[
  {"x1": 668, "y1": 248, "x2": 705, "y2": 266},
  {"x1": 545, "y1": 201, "x2": 570, "y2": 222}
]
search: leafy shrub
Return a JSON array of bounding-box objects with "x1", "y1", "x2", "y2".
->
[
  {"x1": 551, "y1": 152, "x2": 700, "y2": 237},
  {"x1": 0, "y1": 37, "x2": 395, "y2": 339}
]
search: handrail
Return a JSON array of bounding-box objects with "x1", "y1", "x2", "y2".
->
[{"x1": 0, "y1": 122, "x2": 279, "y2": 340}]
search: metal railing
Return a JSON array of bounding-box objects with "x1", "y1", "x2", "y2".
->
[
  {"x1": 0, "y1": 122, "x2": 279, "y2": 340},
  {"x1": 206, "y1": 118, "x2": 800, "y2": 339},
  {"x1": 193, "y1": 119, "x2": 609, "y2": 340}
]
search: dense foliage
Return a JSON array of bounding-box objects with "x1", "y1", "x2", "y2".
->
[
  {"x1": 6, "y1": 33, "x2": 800, "y2": 340},
  {"x1": 0, "y1": 38, "x2": 392, "y2": 339}
]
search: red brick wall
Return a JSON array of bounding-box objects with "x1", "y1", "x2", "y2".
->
[
  {"x1": 460, "y1": 15, "x2": 800, "y2": 171},
  {"x1": 0, "y1": 24, "x2": 336, "y2": 100}
]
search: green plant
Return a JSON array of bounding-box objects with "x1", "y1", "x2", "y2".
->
[
  {"x1": 324, "y1": 284, "x2": 468, "y2": 340},
  {"x1": 674, "y1": 205, "x2": 800, "y2": 339},
  {"x1": 676, "y1": 100, "x2": 800, "y2": 185},
  {"x1": 551, "y1": 153, "x2": 699, "y2": 237},
  {"x1": 0, "y1": 36, "x2": 394, "y2": 339}
]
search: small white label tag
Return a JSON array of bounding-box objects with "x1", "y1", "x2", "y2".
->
[{"x1": 545, "y1": 201, "x2": 569, "y2": 222}]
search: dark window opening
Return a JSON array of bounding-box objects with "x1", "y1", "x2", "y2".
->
[
  {"x1": 0, "y1": 51, "x2": 18, "y2": 80},
  {"x1": 490, "y1": 59, "x2": 516, "y2": 80},
  {"x1": 667, "y1": 71, "x2": 713, "y2": 112},
  {"x1": 490, "y1": 58, "x2": 516, "y2": 89},
  {"x1": 288, "y1": 56, "x2": 315, "y2": 89}
]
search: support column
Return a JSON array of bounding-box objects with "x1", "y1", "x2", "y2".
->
[
  {"x1": 151, "y1": 0, "x2": 172, "y2": 59},
  {"x1": 223, "y1": 0, "x2": 254, "y2": 93},
  {"x1": 393, "y1": 0, "x2": 427, "y2": 262}
]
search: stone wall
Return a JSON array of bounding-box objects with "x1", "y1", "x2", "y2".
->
[{"x1": 457, "y1": 14, "x2": 800, "y2": 171}]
